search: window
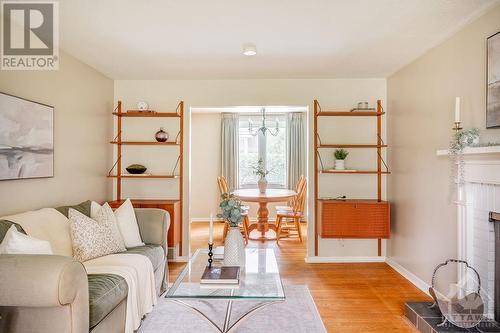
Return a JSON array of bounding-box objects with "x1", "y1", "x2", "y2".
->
[{"x1": 239, "y1": 114, "x2": 287, "y2": 188}]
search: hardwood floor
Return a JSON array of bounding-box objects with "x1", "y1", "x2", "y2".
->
[{"x1": 168, "y1": 222, "x2": 430, "y2": 332}]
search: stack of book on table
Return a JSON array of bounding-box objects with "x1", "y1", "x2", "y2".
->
[{"x1": 200, "y1": 265, "x2": 240, "y2": 289}]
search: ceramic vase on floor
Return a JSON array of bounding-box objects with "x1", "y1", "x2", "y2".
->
[
  {"x1": 224, "y1": 226, "x2": 245, "y2": 267},
  {"x1": 258, "y1": 177, "x2": 268, "y2": 193}
]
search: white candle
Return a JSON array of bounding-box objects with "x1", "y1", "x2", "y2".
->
[
  {"x1": 209, "y1": 213, "x2": 213, "y2": 244},
  {"x1": 455, "y1": 97, "x2": 461, "y2": 123}
]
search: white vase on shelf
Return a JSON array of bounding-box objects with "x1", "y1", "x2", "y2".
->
[
  {"x1": 335, "y1": 159, "x2": 345, "y2": 170},
  {"x1": 224, "y1": 226, "x2": 245, "y2": 267}
]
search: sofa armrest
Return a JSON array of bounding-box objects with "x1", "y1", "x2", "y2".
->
[
  {"x1": 135, "y1": 208, "x2": 170, "y2": 249},
  {"x1": 0, "y1": 254, "x2": 88, "y2": 307}
]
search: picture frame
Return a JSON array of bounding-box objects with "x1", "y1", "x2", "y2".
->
[
  {"x1": 487, "y1": 31, "x2": 500, "y2": 128},
  {"x1": 0, "y1": 92, "x2": 54, "y2": 180}
]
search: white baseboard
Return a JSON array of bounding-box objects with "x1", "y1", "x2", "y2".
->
[
  {"x1": 190, "y1": 218, "x2": 224, "y2": 223},
  {"x1": 169, "y1": 256, "x2": 189, "y2": 262},
  {"x1": 386, "y1": 257, "x2": 430, "y2": 296},
  {"x1": 305, "y1": 256, "x2": 387, "y2": 263}
]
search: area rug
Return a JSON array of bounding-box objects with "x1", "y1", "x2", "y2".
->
[{"x1": 138, "y1": 285, "x2": 326, "y2": 332}]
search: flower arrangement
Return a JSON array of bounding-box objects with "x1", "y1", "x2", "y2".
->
[
  {"x1": 334, "y1": 149, "x2": 349, "y2": 160},
  {"x1": 252, "y1": 158, "x2": 269, "y2": 179},
  {"x1": 449, "y1": 128, "x2": 479, "y2": 188},
  {"x1": 217, "y1": 193, "x2": 244, "y2": 228}
]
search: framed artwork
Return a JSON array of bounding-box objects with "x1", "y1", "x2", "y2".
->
[
  {"x1": 0, "y1": 92, "x2": 54, "y2": 180},
  {"x1": 487, "y1": 31, "x2": 500, "y2": 128}
]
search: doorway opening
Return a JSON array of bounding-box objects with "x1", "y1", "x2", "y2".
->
[{"x1": 187, "y1": 105, "x2": 309, "y2": 255}]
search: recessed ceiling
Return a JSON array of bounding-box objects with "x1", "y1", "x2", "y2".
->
[{"x1": 59, "y1": 0, "x2": 499, "y2": 79}]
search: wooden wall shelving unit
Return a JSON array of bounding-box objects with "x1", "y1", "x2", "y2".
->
[
  {"x1": 313, "y1": 100, "x2": 390, "y2": 257},
  {"x1": 108, "y1": 100, "x2": 184, "y2": 256}
]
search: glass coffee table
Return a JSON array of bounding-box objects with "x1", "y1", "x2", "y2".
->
[{"x1": 165, "y1": 248, "x2": 285, "y2": 333}]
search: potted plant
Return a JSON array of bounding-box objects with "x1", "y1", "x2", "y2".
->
[
  {"x1": 253, "y1": 158, "x2": 269, "y2": 193},
  {"x1": 334, "y1": 149, "x2": 349, "y2": 170},
  {"x1": 217, "y1": 193, "x2": 245, "y2": 266}
]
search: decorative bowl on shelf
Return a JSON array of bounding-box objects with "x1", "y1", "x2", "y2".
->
[
  {"x1": 137, "y1": 101, "x2": 149, "y2": 111},
  {"x1": 126, "y1": 164, "x2": 147, "y2": 174}
]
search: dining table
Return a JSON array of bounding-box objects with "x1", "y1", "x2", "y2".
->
[{"x1": 233, "y1": 188, "x2": 297, "y2": 242}]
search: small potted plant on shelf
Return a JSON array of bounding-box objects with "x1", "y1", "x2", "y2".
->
[
  {"x1": 334, "y1": 149, "x2": 349, "y2": 170},
  {"x1": 253, "y1": 158, "x2": 269, "y2": 193},
  {"x1": 217, "y1": 193, "x2": 245, "y2": 267}
]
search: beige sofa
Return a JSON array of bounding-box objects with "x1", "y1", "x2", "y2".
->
[{"x1": 0, "y1": 205, "x2": 169, "y2": 333}]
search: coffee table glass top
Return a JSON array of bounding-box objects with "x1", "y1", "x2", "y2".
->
[{"x1": 166, "y1": 248, "x2": 285, "y2": 300}]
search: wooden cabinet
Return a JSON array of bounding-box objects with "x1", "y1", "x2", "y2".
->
[
  {"x1": 108, "y1": 199, "x2": 181, "y2": 249},
  {"x1": 318, "y1": 199, "x2": 390, "y2": 239}
]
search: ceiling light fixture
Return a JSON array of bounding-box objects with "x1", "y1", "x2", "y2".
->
[
  {"x1": 242, "y1": 44, "x2": 257, "y2": 56},
  {"x1": 248, "y1": 107, "x2": 279, "y2": 137}
]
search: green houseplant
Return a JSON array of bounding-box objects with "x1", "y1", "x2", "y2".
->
[
  {"x1": 217, "y1": 193, "x2": 246, "y2": 266},
  {"x1": 334, "y1": 149, "x2": 349, "y2": 170},
  {"x1": 253, "y1": 158, "x2": 269, "y2": 193}
]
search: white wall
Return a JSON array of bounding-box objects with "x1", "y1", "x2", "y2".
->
[
  {"x1": 387, "y1": 4, "x2": 500, "y2": 287},
  {"x1": 114, "y1": 78, "x2": 387, "y2": 258},
  {"x1": 0, "y1": 51, "x2": 113, "y2": 216},
  {"x1": 190, "y1": 112, "x2": 222, "y2": 219}
]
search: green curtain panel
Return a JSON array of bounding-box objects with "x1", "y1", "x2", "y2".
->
[
  {"x1": 286, "y1": 113, "x2": 305, "y2": 190},
  {"x1": 221, "y1": 113, "x2": 239, "y2": 191}
]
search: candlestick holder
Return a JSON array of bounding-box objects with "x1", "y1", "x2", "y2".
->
[
  {"x1": 207, "y1": 243, "x2": 214, "y2": 268},
  {"x1": 452, "y1": 121, "x2": 463, "y2": 132}
]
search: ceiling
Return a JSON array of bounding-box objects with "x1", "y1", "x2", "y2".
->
[{"x1": 59, "y1": 0, "x2": 500, "y2": 79}]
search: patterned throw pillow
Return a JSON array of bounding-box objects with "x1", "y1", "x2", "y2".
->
[{"x1": 69, "y1": 204, "x2": 126, "y2": 262}]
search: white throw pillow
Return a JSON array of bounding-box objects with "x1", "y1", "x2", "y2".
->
[
  {"x1": 0, "y1": 225, "x2": 53, "y2": 255},
  {"x1": 69, "y1": 207, "x2": 126, "y2": 262},
  {"x1": 90, "y1": 201, "x2": 101, "y2": 218},
  {"x1": 97, "y1": 203, "x2": 127, "y2": 249},
  {"x1": 113, "y1": 199, "x2": 144, "y2": 248}
]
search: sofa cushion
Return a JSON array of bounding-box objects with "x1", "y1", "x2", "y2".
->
[
  {"x1": 1, "y1": 208, "x2": 73, "y2": 256},
  {"x1": 69, "y1": 208, "x2": 126, "y2": 262},
  {"x1": 88, "y1": 274, "x2": 128, "y2": 329},
  {"x1": 55, "y1": 200, "x2": 92, "y2": 218},
  {"x1": 0, "y1": 220, "x2": 25, "y2": 242},
  {"x1": 125, "y1": 244, "x2": 164, "y2": 271}
]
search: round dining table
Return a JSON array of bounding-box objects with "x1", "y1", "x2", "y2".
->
[{"x1": 233, "y1": 188, "x2": 297, "y2": 242}]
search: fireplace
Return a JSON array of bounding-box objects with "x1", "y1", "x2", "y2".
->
[
  {"x1": 490, "y1": 211, "x2": 500, "y2": 323},
  {"x1": 405, "y1": 147, "x2": 500, "y2": 332},
  {"x1": 404, "y1": 211, "x2": 500, "y2": 332}
]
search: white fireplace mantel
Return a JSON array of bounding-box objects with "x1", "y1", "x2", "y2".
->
[
  {"x1": 436, "y1": 145, "x2": 500, "y2": 157},
  {"x1": 437, "y1": 146, "x2": 500, "y2": 185}
]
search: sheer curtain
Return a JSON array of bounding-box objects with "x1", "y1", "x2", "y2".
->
[
  {"x1": 286, "y1": 112, "x2": 305, "y2": 189},
  {"x1": 221, "y1": 113, "x2": 239, "y2": 191}
]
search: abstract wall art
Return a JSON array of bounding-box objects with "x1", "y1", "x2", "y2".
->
[
  {"x1": 487, "y1": 31, "x2": 500, "y2": 128},
  {"x1": 0, "y1": 92, "x2": 54, "y2": 180}
]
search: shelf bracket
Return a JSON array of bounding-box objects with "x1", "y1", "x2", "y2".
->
[
  {"x1": 316, "y1": 150, "x2": 325, "y2": 172},
  {"x1": 108, "y1": 153, "x2": 122, "y2": 176},
  {"x1": 171, "y1": 155, "x2": 181, "y2": 176},
  {"x1": 316, "y1": 133, "x2": 322, "y2": 146},
  {"x1": 175, "y1": 101, "x2": 182, "y2": 116},
  {"x1": 175, "y1": 130, "x2": 181, "y2": 144}
]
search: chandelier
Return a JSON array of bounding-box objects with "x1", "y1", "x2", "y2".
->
[{"x1": 248, "y1": 107, "x2": 279, "y2": 136}]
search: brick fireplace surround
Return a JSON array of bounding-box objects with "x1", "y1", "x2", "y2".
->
[{"x1": 406, "y1": 147, "x2": 500, "y2": 333}]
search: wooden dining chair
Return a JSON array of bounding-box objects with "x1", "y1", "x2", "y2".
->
[
  {"x1": 276, "y1": 175, "x2": 305, "y2": 212},
  {"x1": 275, "y1": 179, "x2": 307, "y2": 243},
  {"x1": 217, "y1": 176, "x2": 250, "y2": 244}
]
